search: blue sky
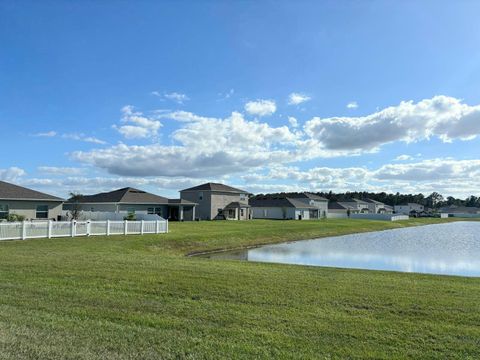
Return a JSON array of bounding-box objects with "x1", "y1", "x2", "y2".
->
[{"x1": 1, "y1": 1, "x2": 480, "y2": 198}]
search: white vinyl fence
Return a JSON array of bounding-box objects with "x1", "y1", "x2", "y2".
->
[{"x1": 0, "y1": 219, "x2": 168, "y2": 241}]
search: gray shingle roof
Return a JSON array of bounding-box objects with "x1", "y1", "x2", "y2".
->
[
  {"x1": 288, "y1": 192, "x2": 328, "y2": 201},
  {"x1": 69, "y1": 187, "x2": 170, "y2": 204},
  {"x1": 249, "y1": 197, "x2": 317, "y2": 209},
  {"x1": 0, "y1": 181, "x2": 64, "y2": 201},
  {"x1": 363, "y1": 198, "x2": 385, "y2": 205},
  {"x1": 328, "y1": 202, "x2": 348, "y2": 210},
  {"x1": 180, "y1": 182, "x2": 248, "y2": 193},
  {"x1": 224, "y1": 201, "x2": 251, "y2": 208}
]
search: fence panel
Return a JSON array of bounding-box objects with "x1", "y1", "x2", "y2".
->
[{"x1": 0, "y1": 219, "x2": 168, "y2": 241}]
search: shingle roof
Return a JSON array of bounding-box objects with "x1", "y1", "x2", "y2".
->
[
  {"x1": 224, "y1": 201, "x2": 251, "y2": 209},
  {"x1": 342, "y1": 198, "x2": 369, "y2": 204},
  {"x1": 0, "y1": 181, "x2": 64, "y2": 201},
  {"x1": 69, "y1": 187, "x2": 170, "y2": 204},
  {"x1": 439, "y1": 206, "x2": 480, "y2": 214},
  {"x1": 363, "y1": 198, "x2": 385, "y2": 205},
  {"x1": 180, "y1": 182, "x2": 248, "y2": 193},
  {"x1": 249, "y1": 197, "x2": 317, "y2": 209},
  {"x1": 288, "y1": 192, "x2": 328, "y2": 201},
  {"x1": 168, "y1": 199, "x2": 197, "y2": 205},
  {"x1": 328, "y1": 202, "x2": 348, "y2": 210}
]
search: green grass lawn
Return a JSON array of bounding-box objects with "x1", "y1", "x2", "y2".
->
[{"x1": 1, "y1": 218, "x2": 479, "y2": 359}]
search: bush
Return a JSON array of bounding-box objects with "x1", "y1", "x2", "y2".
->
[
  {"x1": 6, "y1": 214, "x2": 26, "y2": 222},
  {"x1": 123, "y1": 213, "x2": 137, "y2": 221}
]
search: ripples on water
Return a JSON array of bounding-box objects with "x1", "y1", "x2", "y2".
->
[{"x1": 203, "y1": 222, "x2": 480, "y2": 277}]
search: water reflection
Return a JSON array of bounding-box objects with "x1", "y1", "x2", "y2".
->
[{"x1": 203, "y1": 222, "x2": 480, "y2": 277}]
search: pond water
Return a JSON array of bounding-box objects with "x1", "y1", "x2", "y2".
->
[{"x1": 202, "y1": 222, "x2": 480, "y2": 277}]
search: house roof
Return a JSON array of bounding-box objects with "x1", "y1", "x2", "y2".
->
[
  {"x1": 68, "y1": 187, "x2": 170, "y2": 204},
  {"x1": 0, "y1": 181, "x2": 64, "y2": 201},
  {"x1": 439, "y1": 205, "x2": 480, "y2": 214},
  {"x1": 328, "y1": 202, "x2": 349, "y2": 210},
  {"x1": 341, "y1": 198, "x2": 369, "y2": 205},
  {"x1": 180, "y1": 182, "x2": 249, "y2": 194},
  {"x1": 224, "y1": 201, "x2": 251, "y2": 209},
  {"x1": 168, "y1": 199, "x2": 197, "y2": 205},
  {"x1": 288, "y1": 192, "x2": 328, "y2": 201},
  {"x1": 249, "y1": 197, "x2": 317, "y2": 209},
  {"x1": 363, "y1": 198, "x2": 385, "y2": 205}
]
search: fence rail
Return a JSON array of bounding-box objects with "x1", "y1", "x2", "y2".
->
[{"x1": 0, "y1": 220, "x2": 168, "y2": 241}]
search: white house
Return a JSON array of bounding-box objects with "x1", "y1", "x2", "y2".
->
[
  {"x1": 338, "y1": 199, "x2": 371, "y2": 213},
  {"x1": 364, "y1": 199, "x2": 393, "y2": 214}
]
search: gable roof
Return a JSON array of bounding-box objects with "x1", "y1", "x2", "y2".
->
[
  {"x1": 328, "y1": 202, "x2": 349, "y2": 210},
  {"x1": 69, "y1": 187, "x2": 170, "y2": 204},
  {"x1": 287, "y1": 192, "x2": 328, "y2": 201},
  {"x1": 363, "y1": 198, "x2": 385, "y2": 205},
  {"x1": 0, "y1": 181, "x2": 64, "y2": 201},
  {"x1": 341, "y1": 198, "x2": 369, "y2": 204},
  {"x1": 180, "y1": 182, "x2": 249, "y2": 194},
  {"x1": 249, "y1": 197, "x2": 317, "y2": 209}
]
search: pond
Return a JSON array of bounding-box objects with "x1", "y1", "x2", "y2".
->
[{"x1": 202, "y1": 222, "x2": 480, "y2": 277}]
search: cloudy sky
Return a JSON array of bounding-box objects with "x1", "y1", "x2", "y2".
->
[{"x1": 1, "y1": 1, "x2": 480, "y2": 199}]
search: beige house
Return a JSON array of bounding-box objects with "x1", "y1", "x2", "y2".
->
[
  {"x1": 0, "y1": 181, "x2": 64, "y2": 220},
  {"x1": 180, "y1": 183, "x2": 251, "y2": 220},
  {"x1": 63, "y1": 187, "x2": 197, "y2": 221}
]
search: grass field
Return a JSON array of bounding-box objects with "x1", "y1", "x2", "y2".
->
[{"x1": 0, "y1": 218, "x2": 479, "y2": 359}]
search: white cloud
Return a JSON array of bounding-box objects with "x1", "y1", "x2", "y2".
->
[
  {"x1": 304, "y1": 96, "x2": 480, "y2": 153},
  {"x1": 114, "y1": 105, "x2": 162, "y2": 139},
  {"x1": 346, "y1": 101, "x2": 358, "y2": 109},
  {"x1": 244, "y1": 99, "x2": 276, "y2": 116},
  {"x1": 73, "y1": 111, "x2": 298, "y2": 177},
  {"x1": 0, "y1": 167, "x2": 26, "y2": 182},
  {"x1": 62, "y1": 133, "x2": 106, "y2": 145},
  {"x1": 288, "y1": 93, "x2": 311, "y2": 105},
  {"x1": 395, "y1": 154, "x2": 413, "y2": 161},
  {"x1": 288, "y1": 116, "x2": 299, "y2": 128},
  {"x1": 152, "y1": 91, "x2": 189, "y2": 104},
  {"x1": 33, "y1": 131, "x2": 57, "y2": 137}
]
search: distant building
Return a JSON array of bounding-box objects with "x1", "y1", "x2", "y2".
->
[
  {"x1": 0, "y1": 180, "x2": 64, "y2": 220},
  {"x1": 338, "y1": 199, "x2": 371, "y2": 213},
  {"x1": 63, "y1": 187, "x2": 197, "y2": 221},
  {"x1": 180, "y1": 183, "x2": 250, "y2": 220},
  {"x1": 363, "y1": 198, "x2": 393, "y2": 214},
  {"x1": 250, "y1": 193, "x2": 327, "y2": 220},
  {"x1": 328, "y1": 202, "x2": 351, "y2": 215},
  {"x1": 438, "y1": 205, "x2": 480, "y2": 215},
  {"x1": 394, "y1": 203, "x2": 424, "y2": 215}
]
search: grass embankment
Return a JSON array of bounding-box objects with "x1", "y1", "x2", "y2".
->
[{"x1": 0, "y1": 218, "x2": 479, "y2": 359}]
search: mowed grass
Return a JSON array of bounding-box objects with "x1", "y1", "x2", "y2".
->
[{"x1": 0, "y1": 218, "x2": 479, "y2": 359}]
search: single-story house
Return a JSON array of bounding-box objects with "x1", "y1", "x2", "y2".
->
[
  {"x1": 249, "y1": 196, "x2": 320, "y2": 220},
  {"x1": 287, "y1": 192, "x2": 329, "y2": 217},
  {"x1": 63, "y1": 187, "x2": 197, "y2": 221},
  {"x1": 363, "y1": 198, "x2": 393, "y2": 214},
  {"x1": 0, "y1": 180, "x2": 64, "y2": 220},
  {"x1": 394, "y1": 203, "x2": 424, "y2": 216},
  {"x1": 439, "y1": 205, "x2": 480, "y2": 214},
  {"x1": 180, "y1": 183, "x2": 251, "y2": 220}
]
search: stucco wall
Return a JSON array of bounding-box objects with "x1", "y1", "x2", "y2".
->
[
  {"x1": 1, "y1": 200, "x2": 63, "y2": 220},
  {"x1": 180, "y1": 190, "x2": 248, "y2": 220}
]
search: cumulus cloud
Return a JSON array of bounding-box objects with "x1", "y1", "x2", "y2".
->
[
  {"x1": 304, "y1": 96, "x2": 480, "y2": 152},
  {"x1": 288, "y1": 116, "x2": 299, "y2": 128},
  {"x1": 244, "y1": 99, "x2": 276, "y2": 116},
  {"x1": 395, "y1": 154, "x2": 414, "y2": 161},
  {"x1": 152, "y1": 91, "x2": 189, "y2": 104},
  {"x1": 0, "y1": 167, "x2": 26, "y2": 182},
  {"x1": 37, "y1": 166, "x2": 85, "y2": 176},
  {"x1": 346, "y1": 101, "x2": 358, "y2": 109},
  {"x1": 114, "y1": 105, "x2": 162, "y2": 139},
  {"x1": 73, "y1": 111, "x2": 298, "y2": 177},
  {"x1": 288, "y1": 93, "x2": 311, "y2": 105}
]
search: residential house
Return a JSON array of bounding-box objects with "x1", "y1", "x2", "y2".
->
[
  {"x1": 249, "y1": 196, "x2": 320, "y2": 220},
  {"x1": 180, "y1": 183, "x2": 250, "y2": 220},
  {"x1": 63, "y1": 187, "x2": 197, "y2": 221},
  {"x1": 438, "y1": 205, "x2": 480, "y2": 215},
  {"x1": 338, "y1": 199, "x2": 371, "y2": 213},
  {"x1": 287, "y1": 193, "x2": 329, "y2": 217},
  {"x1": 363, "y1": 198, "x2": 393, "y2": 214},
  {"x1": 394, "y1": 203, "x2": 424, "y2": 216},
  {"x1": 0, "y1": 180, "x2": 64, "y2": 220},
  {"x1": 328, "y1": 202, "x2": 353, "y2": 216}
]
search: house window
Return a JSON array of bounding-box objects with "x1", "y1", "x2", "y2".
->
[
  {"x1": 228, "y1": 209, "x2": 235, "y2": 218},
  {"x1": 240, "y1": 209, "x2": 244, "y2": 216},
  {"x1": 36, "y1": 205, "x2": 49, "y2": 219},
  {"x1": 155, "y1": 207, "x2": 163, "y2": 217},
  {"x1": 147, "y1": 207, "x2": 154, "y2": 214},
  {"x1": 198, "y1": 191, "x2": 203, "y2": 201},
  {"x1": 0, "y1": 204, "x2": 9, "y2": 219},
  {"x1": 127, "y1": 208, "x2": 135, "y2": 214},
  {"x1": 240, "y1": 193, "x2": 246, "y2": 201}
]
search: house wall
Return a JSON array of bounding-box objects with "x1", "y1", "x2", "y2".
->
[
  {"x1": 394, "y1": 204, "x2": 424, "y2": 215},
  {"x1": 292, "y1": 198, "x2": 328, "y2": 217},
  {"x1": 1, "y1": 200, "x2": 63, "y2": 220},
  {"x1": 252, "y1": 207, "x2": 290, "y2": 219},
  {"x1": 180, "y1": 190, "x2": 249, "y2": 220}
]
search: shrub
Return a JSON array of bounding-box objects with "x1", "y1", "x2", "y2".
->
[
  {"x1": 6, "y1": 214, "x2": 26, "y2": 222},
  {"x1": 123, "y1": 213, "x2": 137, "y2": 221}
]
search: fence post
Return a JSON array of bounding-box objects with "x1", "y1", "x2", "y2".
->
[
  {"x1": 86, "y1": 220, "x2": 91, "y2": 236},
  {"x1": 166, "y1": 220, "x2": 169, "y2": 233},
  {"x1": 155, "y1": 220, "x2": 160, "y2": 234},
  {"x1": 124, "y1": 220, "x2": 128, "y2": 235},
  {"x1": 22, "y1": 221, "x2": 27, "y2": 240},
  {"x1": 48, "y1": 220, "x2": 52, "y2": 238},
  {"x1": 141, "y1": 220, "x2": 144, "y2": 235},
  {"x1": 71, "y1": 220, "x2": 76, "y2": 237},
  {"x1": 106, "y1": 220, "x2": 110, "y2": 236}
]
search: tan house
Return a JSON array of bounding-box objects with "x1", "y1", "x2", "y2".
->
[
  {"x1": 180, "y1": 183, "x2": 251, "y2": 220},
  {"x1": 0, "y1": 181, "x2": 64, "y2": 220}
]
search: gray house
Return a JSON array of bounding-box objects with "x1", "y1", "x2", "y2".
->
[
  {"x1": 0, "y1": 181, "x2": 64, "y2": 220},
  {"x1": 394, "y1": 203, "x2": 424, "y2": 215},
  {"x1": 250, "y1": 196, "x2": 321, "y2": 220},
  {"x1": 288, "y1": 193, "x2": 329, "y2": 217},
  {"x1": 63, "y1": 187, "x2": 197, "y2": 221},
  {"x1": 363, "y1": 199, "x2": 393, "y2": 214},
  {"x1": 338, "y1": 199, "x2": 371, "y2": 213},
  {"x1": 180, "y1": 183, "x2": 250, "y2": 220}
]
